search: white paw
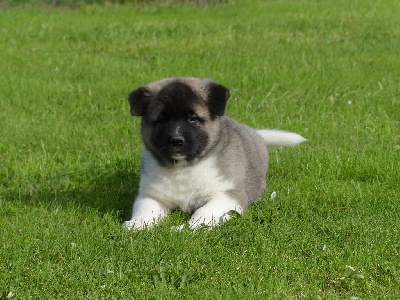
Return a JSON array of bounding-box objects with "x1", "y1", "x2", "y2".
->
[
  {"x1": 124, "y1": 196, "x2": 169, "y2": 230},
  {"x1": 219, "y1": 211, "x2": 232, "y2": 224},
  {"x1": 171, "y1": 223, "x2": 211, "y2": 232},
  {"x1": 171, "y1": 224, "x2": 185, "y2": 232},
  {"x1": 188, "y1": 215, "x2": 217, "y2": 229},
  {"x1": 122, "y1": 219, "x2": 154, "y2": 230},
  {"x1": 188, "y1": 196, "x2": 243, "y2": 229}
]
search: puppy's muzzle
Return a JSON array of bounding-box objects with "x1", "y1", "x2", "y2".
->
[{"x1": 170, "y1": 136, "x2": 185, "y2": 148}]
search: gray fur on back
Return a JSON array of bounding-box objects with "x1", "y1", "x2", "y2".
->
[{"x1": 211, "y1": 116, "x2": 269, "y2": 209}]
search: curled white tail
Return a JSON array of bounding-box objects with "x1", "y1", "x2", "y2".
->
[{"x1": 256, "y1": 129, "x2": 307, "y2": 148}]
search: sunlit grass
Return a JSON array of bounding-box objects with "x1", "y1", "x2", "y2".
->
[{"x1": 0, "y1": 0, "x2": 399, "y2": 298}]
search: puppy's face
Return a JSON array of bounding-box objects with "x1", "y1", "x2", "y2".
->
[{"x1": 129, "y1": 78, "x2": 230, "y2": 167}]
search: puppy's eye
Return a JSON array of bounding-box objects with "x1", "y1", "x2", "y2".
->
[
  {"x1": 155, "y1": 113, "x2": 167, "y2": 124},
  {"x1": 188, "y1": 114, "x2": 200, "y2": 124}
]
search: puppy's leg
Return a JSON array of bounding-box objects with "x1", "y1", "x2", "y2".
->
[
  {"x1": 189, "y1": 194, "x2": 243, "y2": 229},
  {"x1": 123, "y1": 196, "x2": 168, "y2": 230}
]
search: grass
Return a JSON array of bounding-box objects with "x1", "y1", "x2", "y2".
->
[{"x1": 0, "y1": 0, "x2": 399, "y2": 298}]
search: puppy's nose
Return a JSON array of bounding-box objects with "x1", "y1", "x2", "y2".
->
[{"x1": 170, "y1": 136, "x2": 185, "y2": 147}]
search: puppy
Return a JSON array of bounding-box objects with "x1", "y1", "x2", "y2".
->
[{"x1": 124, "y1": 77, "x2": 306, "y2": 230}]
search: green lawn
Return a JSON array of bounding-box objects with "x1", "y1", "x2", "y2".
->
[{"x1": 1, "y1": 0, "x2": 399, "y2": 298}]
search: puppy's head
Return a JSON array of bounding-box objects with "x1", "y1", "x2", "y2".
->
[{"x1": 129, "y1": 78, "x2": 230, "y2": 167}]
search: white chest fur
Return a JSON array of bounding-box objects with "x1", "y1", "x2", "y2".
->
[{"x1": 138, "y1": 150, "x2": 234, "y2": 213}]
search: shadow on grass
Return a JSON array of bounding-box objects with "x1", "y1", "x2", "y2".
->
[{"x1": 3, "y1": 160, "x2": 141, "y2": 222}]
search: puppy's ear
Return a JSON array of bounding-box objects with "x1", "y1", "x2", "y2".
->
[
  {"x1": 128, "y1": 86, "x2": 153, "y2": 116},
  {"x1": 207, "y1": 82, "x2": 230, "y2": 116}
]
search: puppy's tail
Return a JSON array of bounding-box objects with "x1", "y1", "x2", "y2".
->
[{"x1": 256, "y1": 129, "x2": 307, "y2": 148}]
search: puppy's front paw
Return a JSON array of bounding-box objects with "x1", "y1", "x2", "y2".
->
[
  {"x1": 189, "y1": 197, "x2": 243, "y2": 229},
  {"x1": 171, "y1": 224, "x2": 185, "y2": 232},
  {"x1": 122, "y1": 220, "x2": 136, "y2": 230},
  {"x1": 124, "y1": 197, "x2": 169, "y2": 230},
  {"x1": 188, "y1": 216, "x2": 216, "y2": 229},
  {"x1": 122, "y1": 219, "x2": 149, "y2": 230},
  {"x1": 171, "y1": 223, "x2": 211, "y2": 232}
]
